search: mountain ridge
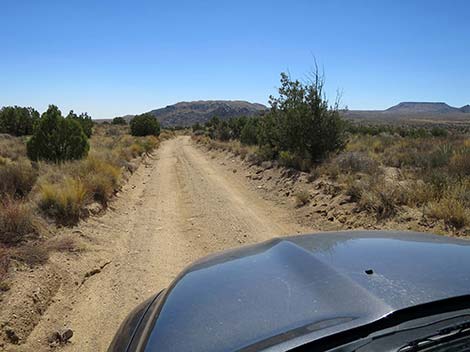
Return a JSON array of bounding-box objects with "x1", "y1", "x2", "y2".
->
[
  {"x1": 147, "y1": 100, "x2": 267, "y2": 127},
  {"x1": 105, "y1": 101, "x2": 469, "y2": 125}
]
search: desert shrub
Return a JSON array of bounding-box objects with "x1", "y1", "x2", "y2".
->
[
  {"x1": 112, "y1": 117, "x2": 127, "y2": 125},
  {"x1": 347, "y1": 176, "x2": 406, "y2": 220},
  {"x1": 294, "y1": 190, "x2": 310, "y2": 207},
  {"x1": 27, "y1": 105, "x2": 89, "y2": 163},
  {"x1": 358, "y1": 185, "x2": 399, "y2": 220},
  {"x1": 400, "y1": 179, "x2": 435, "y2": 206},
  {"x1": 159, "y1": 130, "x2": 175, "y2": 141},
  {"x1": 335, "y1": 152, "x2": 379, "y2": 174},
  {"x1": 427, "y1": 144, "x2": 453, "y2": 168},
  {"x1": 46, "y1": 234, "x2": 82, "y2": 253},
  {"x1": 0, "y1": 106, "x2": 39, "y2": 136},
  {"x1": 430, "y1": 127, "x2": 448, "y2": 137},
  {"x1": 320, "y1": 160, "x2": 341, "y2": 180},
  {"x1": 66, "y1": 110, "x2": 94, "y2": 137},
  {"x1": 422, "y1": 170, "x2": 451, "y2": 198},
  {"x1": 12, "y1": 244, "x2": 49, "y2": 266},
  {"x1": 0, "y1": 247, "x2": 10, "y2": 284},
  {"x1": 279, "y1": 151, "x2": 312, "y2": 171},
  {"x1": 345, "y1": 178, "x2": 367, "y2": 202},
  {"x1": 80, "y1": 155, "x2": 121, "y2": 205},
  {"x1": 0, "y1": 199, "x2": 37, "y2": 244},
  {"x1": 214, "y1": 120, "x2": 231, "y2": 141},
  {"x1": 0, "y1": 158, "x2": 37, "y2": 197},
  {"x1": 104, "y1": 125, "x2": 126, "y2": 137},
  {"x1": 239, "y1": 146, "x2": 249, "y2": 160},
  {"x1": 38, "y1": 178, "x2": 88, "y2": 225},
  {"x1": 138, "y1": 136, "x2": 159, "y2": 154},
  {"x1": 449, "y1": 149, "x2": 470, "y2": 177},
  {"x1": 0, "y1": 134, "x2": 27, "y2": 160},
  {"x1": 279, "y1": 151, "x2": 297, "y2": 168},
  {"x1": 130, "y1": 113, "x2": 160, "y2": 136},
  {"x1": 130, "y1": 143, "x2": 145, "y2": 157},
  {"x1": 428, "y1": 197, "x2": 469, "y2": 229}
]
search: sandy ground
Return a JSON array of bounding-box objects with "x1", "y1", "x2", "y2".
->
[{"x1": 10, "y1": 136, "x2": 307, "y2": 351}]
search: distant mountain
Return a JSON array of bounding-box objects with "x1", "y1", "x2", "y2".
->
[
  {"x1": 343, "y1": 101, "x2": 470, "y2": 123},
  {"x1": 147, "y1": 100, "x2": 267, "y2": 127},
  {"x1": 385, "y1": 102, "x2": 461, "y2": 114},
  {"x1": 101, "y1": 101, "x2": 469, "y2": 125},
  {"x1": 460, "y1": 105, "x2": 470, "y2": 113}
]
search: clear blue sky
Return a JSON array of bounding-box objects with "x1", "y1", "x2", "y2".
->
[{"x1": 1, "y1": 0, "x2": 469, "y2": 119}]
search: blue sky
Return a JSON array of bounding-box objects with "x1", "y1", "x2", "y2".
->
[{"x1": 1, "y1": 0, "x2": 469, "y2": 119}]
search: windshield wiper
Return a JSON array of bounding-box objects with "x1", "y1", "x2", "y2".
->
[{"x1": 397, "y1": 321, "x2": 470, "y2": 351}]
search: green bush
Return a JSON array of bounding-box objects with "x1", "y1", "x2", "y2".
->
[
  {"x1": 259, "y1": 72, "x2": 345, "y2": 162},
  {"x1": 112, "y1": 117, "x2": 127, "y2": 125},
  {"x1": 240, "y1": 118, "x2": 259, "y2": 145},
  {"x1": 27, "y1": 105, "x2": 89, "y2": 163},
  {"x1": 0, "y1": 106, "x2": 39, "y2": 136},
  {"x1": 130, "y1": 113, "x2": 160, "y2": 136},
  {"x1": 191, "y1": 122, "x2": 203, "y2": 132},
  {"x1": 430, "y1": 127, "x2": 448, "y2": 137},
  {"x1": 66, "y1": 110, "x2": 94, "y2": 137}
]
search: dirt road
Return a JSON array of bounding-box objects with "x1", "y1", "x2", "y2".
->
[{"x1": 18, "y1": 136, "x2": 307, "y2": 351}]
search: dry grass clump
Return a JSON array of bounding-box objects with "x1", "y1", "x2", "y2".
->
[
  {"x1": 80, "y1": 154, "x2": 121, "y2": 205},
  {"x1": 0, "y1": 247, "x2": 10, "y2": 284},
  {"x1": 334, "y1": 151, "x2": 379, "y2": 175},
  {"x1": 0, "y1": 198, "x2": 38, "y2": 244},
  {"x1": 38, "y1": 178, "x2": 88, "y2": 225},
  {"x1": 0, "y1": 134, "x2": 27, "y2": 160},
  {"x1": 46, "y1": 233, "x2": 83, "y2": 253},
  {"x1": 0, "y1": 157, "x2": 38, "y2": 197},
  {"x1": 449, "y1": 148, "x2": 470, "y2": 177},
  {"x1": 294, "y1": 190, "x2": 310, "y2": 207},
  {"x1": 427, "y1": 181, "x2": 470, "y2": 229},
  {"x1": 428, "y1": 197, "x2": 469, "y2": 229},
  {"x1": 11, "y1": 244, "x2": 49, "y2": 267}
]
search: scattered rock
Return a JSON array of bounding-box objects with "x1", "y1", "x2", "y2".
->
[
  {"x1": 81, "y1": 261, "x2": 111, "y2": 285},
  {"x1": 260, "y1": 161, "x2": 273, "y2": 170},
  {"x1": 5, "y1": 327, "x2": 20, "y2": 344},
  {"x1": 86, "y1": 202, "x2": 103, "y2": 215},
  {"x1": 49, "y1": 328, "x2": 73, "y2": 345}
]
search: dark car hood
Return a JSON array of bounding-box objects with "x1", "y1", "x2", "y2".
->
[{"x1": 143, "y1": 231, "x2": 470, "y2": 352}]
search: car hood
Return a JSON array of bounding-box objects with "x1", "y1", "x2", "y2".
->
[{"x1": 143, "y1": 231, "x2": 470, "y2": 351}]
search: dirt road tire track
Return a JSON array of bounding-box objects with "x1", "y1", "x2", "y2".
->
[{"x1": 16, "y1": 136, "x2": 307, "y2": 352}]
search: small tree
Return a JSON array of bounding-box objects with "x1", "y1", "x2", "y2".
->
[
  {"x1": 262, "y1": 70, "x2": 345, "y2": 161},
  {"x1": 112, "y1": 116, "x2": 127, "y2": 125},
  {"x1": 66, "y1": 110, "x2": 93, "y2": 137},
  {"x1": 27, "y1": 105, "x2": 89, "y2": 163},
  {"x1": 0, "y1": 106, "x2": 39, "y2": 136},
  {"x1": 130, "y1": 113, "x2": 160, "y2": 136}
]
